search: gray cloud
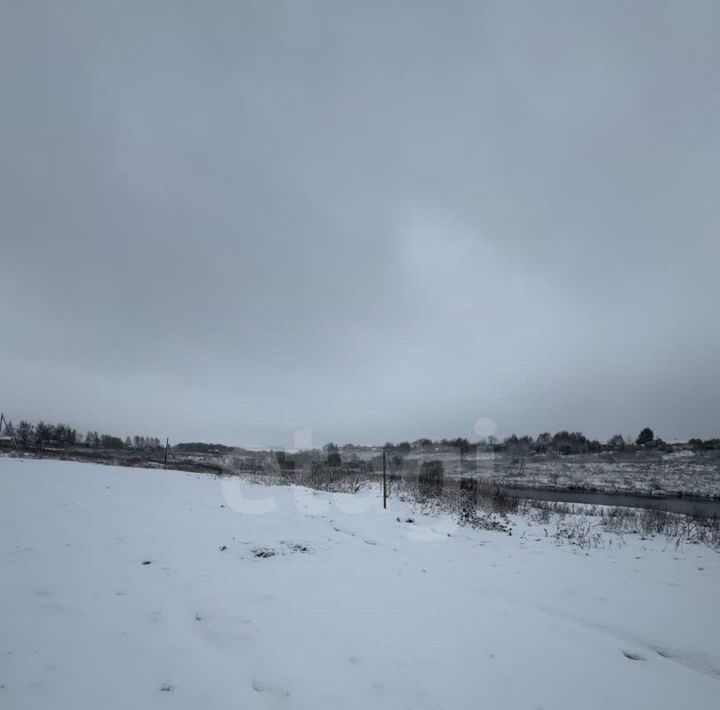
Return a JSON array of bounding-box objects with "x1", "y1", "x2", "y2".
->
[{"x1": 2, "y1": 1, "x2": 719, "y2": 446}]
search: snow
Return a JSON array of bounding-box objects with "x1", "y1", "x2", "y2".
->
[
  {"x1": 1, "y1": 458, "x2": 719, "y2": 709},
  {"x1": 478, "y1": 455, "x2": 720, "y2": 498},
  {"x1": 396, "y1": 449, "x2": 720, "y2": 499}
]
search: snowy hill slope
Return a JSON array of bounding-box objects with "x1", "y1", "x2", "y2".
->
[{"x1": 1, "y1": 459, "x2": 719, "y2": 709}]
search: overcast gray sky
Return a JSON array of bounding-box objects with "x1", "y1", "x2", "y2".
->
[{"x1": 2, "y1": 1, "x2": 719, "y2": 447}]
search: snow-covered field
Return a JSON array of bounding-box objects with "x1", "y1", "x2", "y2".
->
[
  {"x1": 1, "y1": 458, "x2": 719, "y2": 709},
  {"x1": 477, "y1": 453, "x2": 720, "y2": 499},
  {"x1": 396, "y1": 449, "x2": 720, "y2": 499}
]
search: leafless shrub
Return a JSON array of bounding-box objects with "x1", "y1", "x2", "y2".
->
[
  {"x1": 418, "y1": 460, "x2": 444, "y2": 499},
  {"x1": 600, "y1": 506, "x2": 720, "y2": 550},
  {"x1": 218, "y1": 458, "x2": 720, "y2": 551},
  {"x1": 520, "y1": 499, "x2": 585, "y2": 523},
  {"x1": 390, "y1": 477, "x2": 512, "y2": 534},
  {"x1": 528, "y1": 503, "x2": 552, "y2": 525},
  {"x1": 553, "y1": 518, "x2": 603, "y2": 549},
  {"x1": 490, "y1": 488, "x2": 519, "y2": 514},
  {"x1": 639, "y1": 508, "x2": 672, "y2": 536},
  {"x1": 458, "y1": 507, "x2": 512, "y2": 534},
  {"x1": 601, "y1": 506, "x2": 638, "y2": 534}
]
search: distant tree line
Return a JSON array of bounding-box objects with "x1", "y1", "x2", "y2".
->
[
  {"x1": 8, "y1": 420, "x2": 162, "y2": 450},
  {"x1": 6, "y1": 418, "x2": 718, "y2": 457},
  {"x1": 688, "y1": 437, "x2": 720, "y2": 451},
  {"x1": 15, "y1": 421, "x2": 79, "y2": 447},
  {"x1": 378, "y1": 428, "x2": 720, "y2": 456}
]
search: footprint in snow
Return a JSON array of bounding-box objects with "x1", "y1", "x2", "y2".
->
[
  {"x1": 622, "y1": 650, "x2": 646, "y2": 661},
  {"x1": 252, "y1": 547, "x2": 277, "y2": 558},
  {"x1": 281, "y1": 541, "x2": 311, "y2": 553},
  {"x1": 650, "y1": 646, "x2": 673, "y2": 659},
  {"x1": 252, "y1": 679, "x2": 290, "y2": 697}
]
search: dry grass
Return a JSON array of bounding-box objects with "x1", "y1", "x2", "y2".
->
[{"x1": 220, "y1": 460, "x2": 720, "y2": 551}]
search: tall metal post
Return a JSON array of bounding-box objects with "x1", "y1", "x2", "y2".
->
[
  {"x1": 382, "y1": 449, "x2": 387, "y2": 509},
  {"x1": 164, "y1": 437, "x2": 169, "y2": 468}
]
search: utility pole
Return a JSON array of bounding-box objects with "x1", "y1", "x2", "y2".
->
[
  {"x1": 382, "y1": 449, "x2": 387, "y2": 509},
  {"x1": 164, "y1": 437, "x2": 169, "y2": 468},
  {"x1": 0, "y1": 413, "x2": 17, "y2": 449}
]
